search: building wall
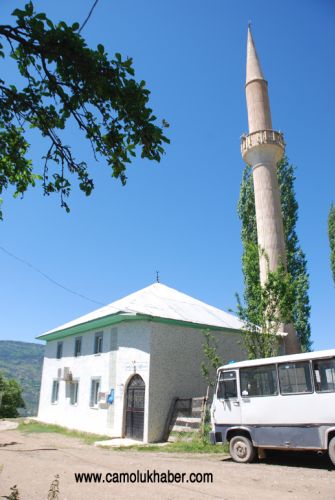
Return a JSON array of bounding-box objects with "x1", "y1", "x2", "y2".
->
[
  {"x1": 37, "y1": 321, "x2": 151, "y2": 437},
  {"x1": 147, "y1": 324, "x2": 244, "y2": 442},
  {"x1": 111, "y1": 322, "x2": 151, "y2": 441},
  {"x1": 38, "y1": 319, "x2": 245, "y2": 443}
]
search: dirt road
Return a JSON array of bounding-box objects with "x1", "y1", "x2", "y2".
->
[{"x1": 0, "y1": 429, "x2": 334, "y2": 499}]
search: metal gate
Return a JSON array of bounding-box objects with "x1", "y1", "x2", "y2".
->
[{"x1": 125, "y1": 375, "x2": 145, "y2": 440}]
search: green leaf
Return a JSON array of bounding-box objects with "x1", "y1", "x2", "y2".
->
[{"x1": 25, "y1": 2, "x2": 34, "y2": 17}]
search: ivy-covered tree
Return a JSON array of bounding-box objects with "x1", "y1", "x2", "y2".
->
[
  {"x1": 200, "y1": 330, "x2": 223, "y2": 388},
  {"x1": 238, "y1": 156, "x2": 312, "y2": 352},
  {"x1": 0, "y1": 373, "x2": 25, "y2": 418},
  {"x1": 236, "y1": 259, "x2": 295, "y2": 359},
  {"x1": 0, "y1": 2, "x2": 169, "y2": 219},
  {"x1": 329, "y1": 204, "x2": 335, "y2": 285}
]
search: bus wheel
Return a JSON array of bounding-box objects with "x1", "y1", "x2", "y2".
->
[
  {"x1": 229, "y1": 435, "x2": 255, "y2": 463},
  {"x1": 328, "y1": 437, "x2": 335, "y2": 466}
]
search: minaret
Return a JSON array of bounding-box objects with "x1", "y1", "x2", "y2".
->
[{"x1": 241, "y1": 27, "x2": 300, "y2": 354}]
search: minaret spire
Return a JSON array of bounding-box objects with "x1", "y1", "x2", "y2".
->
[
  {"x1": 245, "y1": 25, "x2": 272, "y2": 133},
  {"x1": 241, "y1": 27, "x2": 300, "y2": 354},
  {"x1": 246, "y1": 25, "x2": 264, "y2": 84}
]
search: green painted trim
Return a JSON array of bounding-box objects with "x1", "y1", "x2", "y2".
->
[{"x1": 36, "y1": 313, "x2": 242, "y2": 343}]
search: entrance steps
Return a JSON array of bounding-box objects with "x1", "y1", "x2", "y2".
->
[{"x1": 164, "y1": 397, "x2": 207, "y2": 441}]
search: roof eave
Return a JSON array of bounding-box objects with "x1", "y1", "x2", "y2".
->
[{"x1": 36, "y1": 313, "x2": 242, "y2": 342}]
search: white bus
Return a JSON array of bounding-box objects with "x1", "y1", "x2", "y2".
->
[{"x1": 210, "y1": 349, "x2": 335, "y2": 464}]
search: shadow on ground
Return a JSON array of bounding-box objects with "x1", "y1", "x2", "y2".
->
[
  {"x1": 264, "y1": 450, "x2": 334, "y2": 470},
  {"x1": 223, "y1": 450, "x2": 334, "y2": 471}
]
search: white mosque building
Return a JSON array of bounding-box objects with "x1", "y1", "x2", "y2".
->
[{"x1": 37, "y1": 283, "x2": 244, "y2": 442}]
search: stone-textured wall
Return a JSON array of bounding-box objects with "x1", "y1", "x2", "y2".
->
[{"x1": 147, "y1": 324, "x2": 244, "y2": 442}]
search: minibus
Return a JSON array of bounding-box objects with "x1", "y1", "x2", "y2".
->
[{"x1": 210, "y1": 349, "x2": 335, "y2": 464}]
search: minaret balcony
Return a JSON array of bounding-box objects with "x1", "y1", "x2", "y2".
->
[{"x1": 241, "y1": 129, "x2": 285, "y2": 162}]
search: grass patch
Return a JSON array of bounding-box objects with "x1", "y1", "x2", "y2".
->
[
  {"x1": 111, "y1": 434, "x2": 228, "y2": 454},
  {"x1": 18, "y1": 421, "x2": 110, "y2": 445},
  {"x1": 18, "y1": 422, "x2": 230, "y2": 454}
]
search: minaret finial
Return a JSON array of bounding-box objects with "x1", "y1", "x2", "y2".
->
[{"x1": 156, "y1": 271, "x2": 160, "y2": 283}]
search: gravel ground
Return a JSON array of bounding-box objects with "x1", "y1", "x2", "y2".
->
[{"x1": 0, "y1": 428, "x2": 334, "y2": 499}]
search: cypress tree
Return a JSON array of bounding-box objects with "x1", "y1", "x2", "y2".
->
[{"x1": 238, "y1": 156, "x2": 312, "y2": 351}]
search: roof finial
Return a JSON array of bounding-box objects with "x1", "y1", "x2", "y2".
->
[
  {"x1": 248, "y1": 20, "x2": 252, "y2": 29},
  {"x1": 156, "y1": 271, "x2": 160, "y2": 283}
]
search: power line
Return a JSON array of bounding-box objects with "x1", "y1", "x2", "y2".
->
[
  {"x1": 0, "y1": 244, "x2": 106, "y2": 307},
  {"x1": 79, "y1": 0, "x2": 101, "y2": 33}
]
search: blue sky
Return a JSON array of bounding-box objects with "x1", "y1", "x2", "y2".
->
[{"x1": 1, "y1": 0, "x2": 334, "y2": 350}]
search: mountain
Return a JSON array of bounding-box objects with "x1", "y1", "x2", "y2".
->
[{"x1": 0, "y1": 340, "x2": 44, "y2": 416}]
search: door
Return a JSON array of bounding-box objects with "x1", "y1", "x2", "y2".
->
[
  {"x1": 213, "y1": 370, "x2": 241, "y2": 425},
  {"x1": 125, "y1": 375, "x2": 145, "y2": 440}
]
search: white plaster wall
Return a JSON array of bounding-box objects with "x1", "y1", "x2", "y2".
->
[
  {"x1": 110, "y1": 321, "x2": 151, "y2": 442},
  {"x1": 38, "y1": 321, "x2": 151, "y2": 437},
  {"x1": 147, "y1": 324, "x2": 245, "y2": 442},
  {"x1": 38, "y1": 327, "x2": 112, "y2": 434}
]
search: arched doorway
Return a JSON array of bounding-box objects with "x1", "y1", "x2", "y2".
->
[{"x1": 125, "y1": 375, "x2": 145, "y2": 440}]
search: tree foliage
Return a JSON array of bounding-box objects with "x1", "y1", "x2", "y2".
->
[
  {"x1": 0, "y1": 2, "x2": 169, "y2": 218},
  {"x1": 237, "y1": 156, "x2": 312, "y2": 352},
  {"x1": 0, "y1": 340, "x2": 44, "y2": 416},
  {"x1": 200, "y1": 330, "x2": 223, "y2": 388},
  {"x1": 0, "y1": 372, "x2": 25, "y2": 418},
  {"x1": 329, "y1": 204, "x2": 335, "y2": 285},
  {"x1": 236, "y1": 259, "x2": 295, "y2": 359}
]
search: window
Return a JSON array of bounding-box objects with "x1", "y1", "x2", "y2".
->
[
  {"x1": 56, "y1": 342, "x2": 63, "y2": 359},
  {"x1": 90, "y1": 379, "x2": 100, "y2": 407},
  {"x1": 70, "y1": 381, "x2": 79, "y2": 405},
  {"x1": 279, "y1": 361, "x2": 313, "y2": 394},
  {"x1": 74, "y1": 337, "x2": 82, "y2": 357},
  {"x1": 51, "y1": 380, "x2": 59, "y2": 403},
  {"x1": 240, "y1": 364, "x2": 278, "y2": 397},
  {"x1": 94, "y1": 332, "x2": 103, "y2": 354},
  {"x1": 217, "y1": 371, "x2": 237, "y2": 399},
  {"x1": 313, "y1": 358, "x2": 335, "y2": 392}
]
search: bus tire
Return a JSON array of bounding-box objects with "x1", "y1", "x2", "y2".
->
[
  {"x1": 229, "y1": 435, "x2": 255, "y2": 463},
  {"x1": 329, "y1": 436, "x2": 335, "y2": 466}
]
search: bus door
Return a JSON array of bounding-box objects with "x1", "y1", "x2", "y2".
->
[{"x1": 214, "y1": 370, "x2": 241, "y2": 425}]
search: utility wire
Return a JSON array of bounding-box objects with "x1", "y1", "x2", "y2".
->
[
  {"x1": 0, "y1": 244, "x2": 106, "y2": 307},
  {"x1": 79, "y1": 0, "x2": 101, "y2": 33}
]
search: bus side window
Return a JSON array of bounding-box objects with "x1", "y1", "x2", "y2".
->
[
  {"x1": 313, "y1": 358, "x2": 335, "y2": 392},
  {"x1": 278, "y1": 361, "x2": 313, "y2": 394},
  {"x1": 240, "y1": 364, "x2": 278, "y2": 397},
  {"x1": 217, "y1": 371, "x2": 237, "y2": 399}
]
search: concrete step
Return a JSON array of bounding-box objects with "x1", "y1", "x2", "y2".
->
[
  {"x1": 173, "y1": 410, "x2": 191, "y2": 418},
  {"x1": 192, "y1": 401, "x2": 205, "y2": 407},
  {"x1": 175, "y1": 401, "x2": 192, "y2": 411},
  {"x1": 168, "y1": 434, "x2": 196, "y2": 443},
  {"x1": 176, "y1": 417, "x2": 201, "y2": 424},
  {"x1": 174, "y1": 420, "x2": 201, "y2": 430},
  {"x1": 172, "y1": 425, "x2": 199, "y2": 433}
]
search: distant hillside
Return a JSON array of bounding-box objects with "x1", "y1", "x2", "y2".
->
[{"x1": 0, "y1": 340, "x2": 44, "y2": 416}]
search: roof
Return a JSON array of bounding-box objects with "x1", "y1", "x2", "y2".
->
[
  {"x1": 219, "y1": 349, "x2": 335, "y2": 371},
  {"x1": 37, "y1": 282, "x2": 244, "y2": 341}
]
